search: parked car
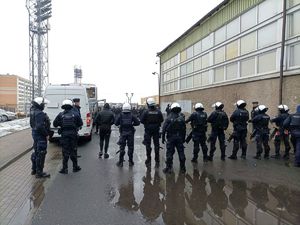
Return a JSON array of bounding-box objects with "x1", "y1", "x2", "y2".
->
[{"x1": 0, "y1": 109, "x2": 17, "y2": 121}]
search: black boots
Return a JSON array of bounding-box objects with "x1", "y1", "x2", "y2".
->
[
  {"x1": 59, "y1": 168, "x2": 68, "y2": 174},
  {"x1": 36, "y1": 172, "x2": 50, "y2": 178},
  {"x1": 73, "y1": 166, "x2": 81, "y2": 172}
]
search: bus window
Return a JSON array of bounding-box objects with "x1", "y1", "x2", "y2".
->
[{"x1": 86, "y1": 87, "x2": 96, "y2": 99}]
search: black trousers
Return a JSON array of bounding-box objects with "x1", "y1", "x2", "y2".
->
[{"x1": 99, "y1": 128, "x2": 111, "y2": 153}]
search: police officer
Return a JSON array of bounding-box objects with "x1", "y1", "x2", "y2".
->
[
  {"x1": 95, "y1": 103, "x2": 115, "y2": 159},
  {"x1": 30, "y1": 97, "x2": 51, "y2": 178},
  {"x1": 115, "y1": 103, "x2": 140, "y2": 167},
  {"x1": 140, "y1": 98, "x2": 164, "y2": 167},
  {"x1": 228, "y1": 100, "x2": 249, "y2": 160},
  {"x1": 270, "y1": 104, "x2": 291, "y2": 159},
  {"x1": 207, "y1": 102, "x2": 229, "y2": 161},
  {"x1": 283, "y1": 105, "x2": 300, "y2": 167},
  {"x1": 252, "y1": 105, "x2": 271, "y2": 160},
  {"x1": 53, "y1": 99, "x2": 83, "y2": 174},
  {"x1": 161, "y1": 103, "x2": 186, "y2": 174},
  {"x1": 72, "y1": 98, "x2": 81, "y2": 117},
  {"x1": 72, "y1": 98, "x2": 81, "y2": 158},
  {"x1": 185, "y1": 103, "x2": 208, "y2": 163}
]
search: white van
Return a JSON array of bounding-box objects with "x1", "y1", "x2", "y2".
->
[{"x1": 44, "y1": 84, "x2": 93, "y2": 141}]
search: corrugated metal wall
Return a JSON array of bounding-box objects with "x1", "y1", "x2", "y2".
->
[{"x1": 160, "y1": 0, "x2": 265, "y2": 62}]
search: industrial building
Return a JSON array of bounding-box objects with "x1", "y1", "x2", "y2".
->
[
  {"x1": 157, "y1": 0, "x2": 300, "y2": 116},
  {"x1": 0, "y1": 74, "x2": 32, "y2": 113}
]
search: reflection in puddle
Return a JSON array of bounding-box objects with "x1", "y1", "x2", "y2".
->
[
  {"x1": 110, "y1": 168, "x2": 300, "y2": 225},
  {"x1": 140, "y1": 169, "x2": 164, "y2": 222}
]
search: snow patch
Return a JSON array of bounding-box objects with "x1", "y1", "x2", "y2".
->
[{"x1": 0, "y1": 118, "x2": 30, "y2": 138}]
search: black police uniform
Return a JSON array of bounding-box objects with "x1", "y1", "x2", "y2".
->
[
  {"x1": 53, "y1": 107, "x2": 83, "y2": 173},
  {"x1": 207, "y1": 109, "x2": 229, "y2": 161},
  {"x1": 252, "y1": 112, "x2": 271, "y2": 159},
  {"x1": 185, "y1": 110, "x2": 208, "y2": 162},
  {"x1": 283, "y1": 106, "x2": 300, "y2": 167},
  {"x1": 95, "y1": 106, "x2": 115, "y2": 158},
  {"x1": 72, "y1": 104, "x2": 81, "y2": 157},
  {"x1": 271, "y1": 112, "x2": 291, "y2": 158},
  {"x1": 229, "y1": 108, "x2": 249, "y2": 159},
  {"x1": 115, "y1": 111, "x2": 140, "y2": 167},
  {"x1": 30, "y1": 102, "x2": 50, "y2": 178},
  {"x1": 162, "y1": 111, "x2": 186, "y2": 173},
  {"x1": 140, "y1": 106, "x2": 164, "y2": 166}
]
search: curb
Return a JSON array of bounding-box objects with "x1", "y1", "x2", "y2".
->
[{"x1": 0, "y1": 146, "x2": 33, "y2": 172}]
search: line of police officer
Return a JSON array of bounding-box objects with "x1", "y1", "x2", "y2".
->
[{"x1": 30, "y1": 96, "x2": 300, "y2": 179}]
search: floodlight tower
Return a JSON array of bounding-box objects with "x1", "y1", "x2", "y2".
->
[{"x1": 26, "y1": 0, "x2": 52, "y2": 99}]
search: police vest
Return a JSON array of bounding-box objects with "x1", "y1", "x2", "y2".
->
[
  {"x1": 214, "y1": 111, "x2": 226, "y2": 129},
  {"x1": 146, "y1": 110, "x2": 160, "y2": 124},
  {"x1": 62, "y1": 111, "x2": 76, "y2": 130},
  {"x1": 120, "y1": 113, "x2": 133, "y2": 129},
  {"x1": 257, "y1": 114, "x2": 270, "y2": 129},
  {"x1": 290, "y1": 114, "x2": 300, "y2": 129},
  {"x1": 167, "y1": 115, "x2": 185, "y2": 133},
  {"x1": 235, "y1": 109, "x2": 249, "y2": 125}
]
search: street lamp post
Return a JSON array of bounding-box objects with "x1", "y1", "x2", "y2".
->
[
  {"x1": 125, "y1": 92, "x2": 134, "y2": 104},
  {"x1": 152, "y1": 72, "x2": 160, "y2": 107}
]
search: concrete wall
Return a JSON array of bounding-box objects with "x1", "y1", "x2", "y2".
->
[{"x1": 160, "y1": 74, "x2": 300, "y2": 119}]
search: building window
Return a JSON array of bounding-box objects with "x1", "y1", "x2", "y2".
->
[
  {"x1": 180, "y1": 78, "x2": 186, "y2": 89},
  {"x1": 226, "y1": 18, "x2": 240, "y2": 40},
  {"x1": 202, "y1": 71, "x2": 210, "y2": 85},
  {"x1": 290, "y1": 43, "x2": 300, "y2": 67},
  {"x1": 202, "y1": 35, "x2": 212, "y2": 52},
  {"x1": 226, "y1": 62, "x2": 238, "y2": 80},
  {"x1": 288, "y1": 0, "x2": 300, "y2": 8},
  {"x1": 214, "y1": 67, "x2": 224, "y2": 83},
  {"x1": 226, "y1": 40, "x2": 239, "y2": 60},
  {"x1": 241, "y1": 57, "x2": 255, "y2": 77},
  {"x1": 214, "y1": 46, "x2": 225, "y2": 64},
  {"x1": 194, "y1": 73, "x2": 201, "y2": 87},
  {"x1": 258, "y1": 22, "x2": 277, "y2": 49},
  {"x1": 289, "y1": 10, "x2": 300, "y2": 37},
  {"x1": 180, "y1": 50, "x2": 187, "y2": 62},
  {"x1": 241, "y1": 7, "x2": 257, "y2": 32},
  {"x1": 258, "y1": 50, "x2": 277, "y2": 74},
  {"x1": 186, "y1": 61, "x2": 193, "y2": 74},
  {"x1": 180, "y1": 64, "x2": 187, "y2": 76},
  {"x1": 194, "y1": 57, "x2": 201, "y2": 72},
  {"x1": 194, "y1": 40, "x2": 201, "y2": 56},
  {"x1": 258, "y1": 0, "x2": 279, "y2": 23},
  {"x1": 215, "y1": 26, "x2": 226, "y2": 45},
  {"x1": 186, "y1": 46, "x2": 194, "y2": 59},
  {"x1": 186, "y1": 76, "x2": 193, "y2": 88},
  {"x1": 241, "y1": 31, "x2": 256, "y2": 55},
  {"x1": 201, "y1": 53, "x2": 210, "y2": 69}
]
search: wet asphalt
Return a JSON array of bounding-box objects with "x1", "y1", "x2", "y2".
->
[{"x1": 30, "y1": 125, "x2": 300, "y2": 225}]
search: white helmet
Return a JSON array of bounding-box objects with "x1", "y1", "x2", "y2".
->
[
  {"x1": 278, "y1": 104, "x2": 289, "y2": 112},
  {"x1": 34, "y1": 97, "x2": 50, "y2": 105},
  {"x1": 122, "y1": 103, "x2": 131, "y2": 111},
  {"x1": 171, "y1": 102, "x2": 181, "y2": 110},
  {"x1": 236, "y1": 100, "x2": 246, "y2": 107},
  {"x1": 146, "y1": 98, "x2": 156, "y2": 106},
  {"x1": 258, "y1": 105, "x2": 268, "y2": 112},
  {"x1": 62, "y1": 99, "x2": 73, "y2": 107},
  {"x1": 212, "y1": 101, "x2": 224, "y2": 109},
  {"x1": 194, "y1": 103, "x2": 204, "y2": 110}
]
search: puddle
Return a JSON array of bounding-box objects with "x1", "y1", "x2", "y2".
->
[{"x1": 109, "y1": 167, "x2": 300, "y2": 225}]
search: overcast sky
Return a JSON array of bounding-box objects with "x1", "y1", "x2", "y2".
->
[{"x1": 0, "y1": 0, "x2": 223, "y2": 103}]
